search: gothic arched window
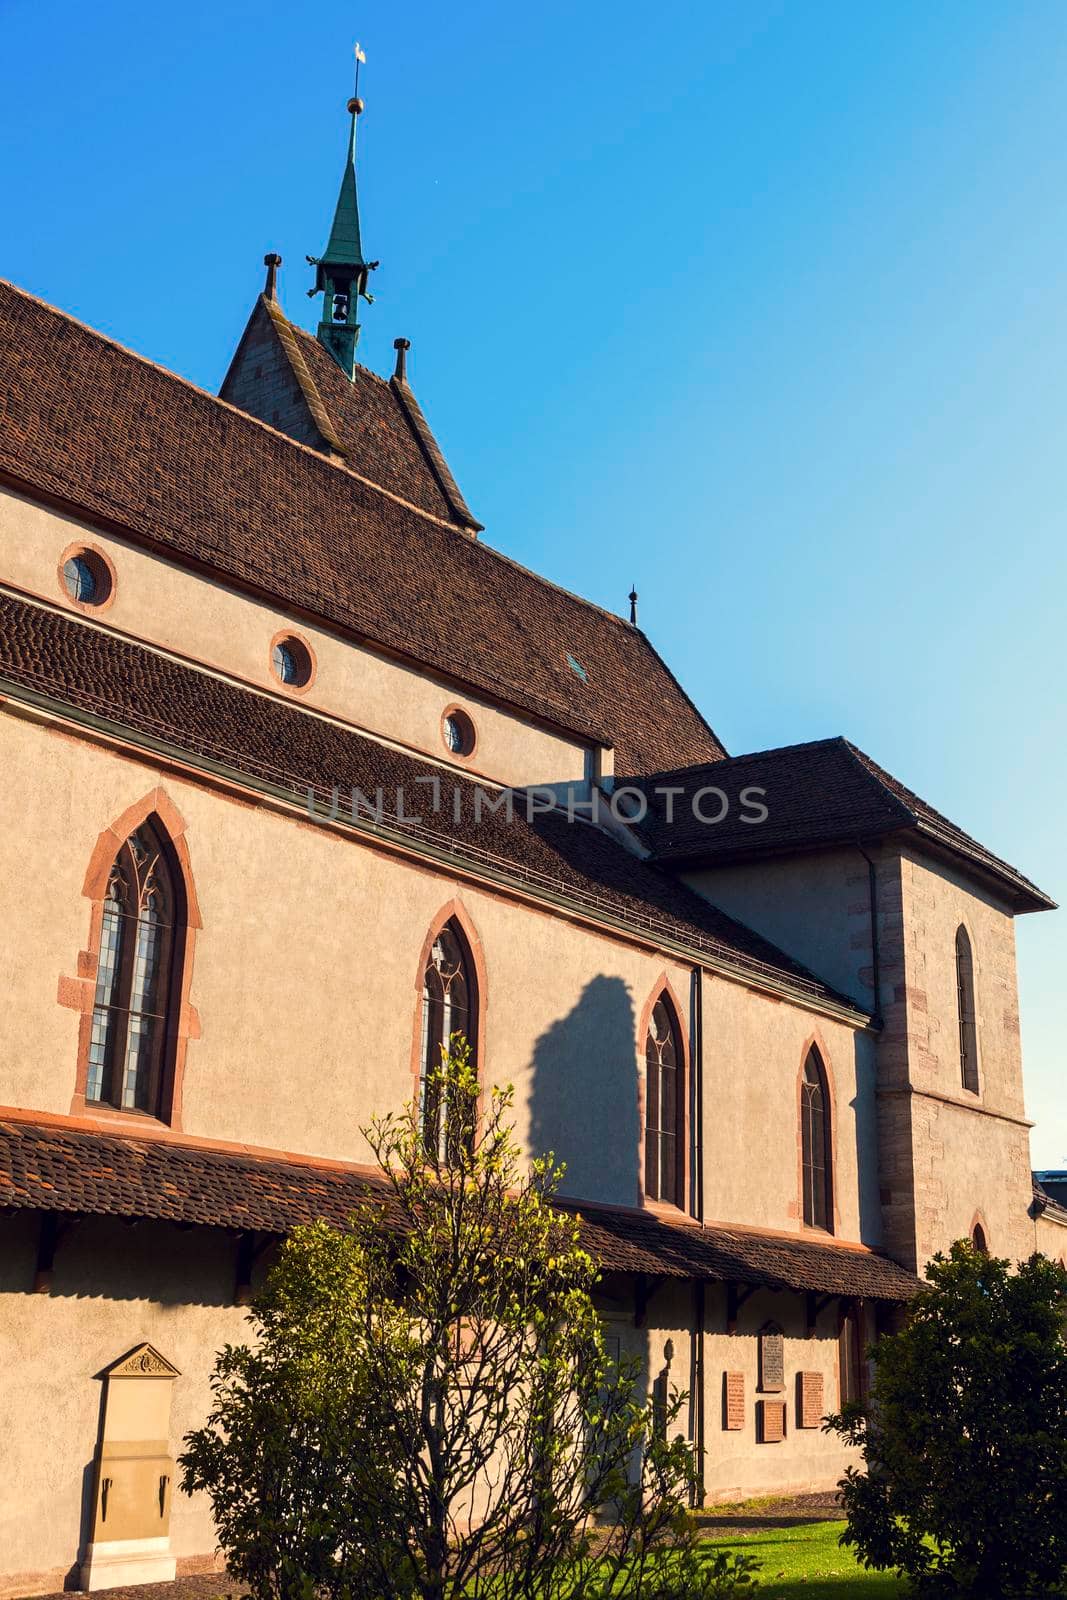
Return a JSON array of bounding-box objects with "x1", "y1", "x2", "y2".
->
[
  {"x1": 420, "y1": 920, "x2": 477, "y2": 1161},
  {"x1": 972, "y1": 1221, "x2": 988, "y2": 1254},
  {"x1": 801, "y1": 1048, "x2": 833, "y2": 1232},
  {"x1": 644, "y1": 996, "x2": 684, "y2": 1206},
  {"x1": 956, "y1": 926, "x2": 979, "y2": 1094},
  {"x1": 87, "y1": 821, "x2": 180, "y2": 1115}
]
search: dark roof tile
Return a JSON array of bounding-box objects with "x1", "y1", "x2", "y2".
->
[
  {"x1": 636, "y1": 737, "x2": 1053, "y2": 913},
  {"x1": 0, "y1": 278, "x2": 723, "y2": 775},
  {"x1": 0, "y1": 1117, "x2": 919, "y2": 1301}
]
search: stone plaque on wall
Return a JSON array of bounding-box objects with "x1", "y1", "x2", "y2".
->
[
  {"x1": 758, "y1": 1398, "x2": 787, "y2": 1443},
  {"x1": 723, "y1": 1371, "x2": 745, "y2": 1430},
  {"x1": 758, "y1": 1322, "x2": 785, "y2": 1392},
  {"x1": 797, "y1": 1370, "x2": 824, "y2": 1428}
]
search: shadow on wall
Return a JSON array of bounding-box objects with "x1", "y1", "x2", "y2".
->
[{"x1": 527, "y1": 975, "x2": 639, "y2": 1208}]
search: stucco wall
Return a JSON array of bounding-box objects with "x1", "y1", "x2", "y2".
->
[
  {"x1": 699, "y1": 971, "x2": 882, "y2": 1247},
  {"x1": 0, "y1": 487, "x2": 589, "y2": 795},
  {"x1": 0, "y1": 1214, "x2": 250, "y2": 1596},
  {"x1": 0, "y1": 703, "x2": 875, "y2": 1239},
  {"x1": 683, "y1": 846, "x2": 884, "y2": 1013},
  {"x1": 596, "y1": 1277, "x2": 862, "y2": 1502}
]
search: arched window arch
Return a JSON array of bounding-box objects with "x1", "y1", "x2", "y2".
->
[
  {"x1": 956, "y1": 926, "x2": 979, "y2": 1094},
  {"x1": 87, "y1": 819, "x2": 184, "y2": 1115},
  {"x1": 644, "y1": 993, "x2": 684, "y2": 1206},
  {"x1": 420, "y1": 919, "x2": 478, "y2": 1161},
  {"x1": 971, "y1": 1220, "x2": 989, "y2": 1254},
  {"x1": 800, "y1": 1047, "x2": 833, "y2": 1232}
]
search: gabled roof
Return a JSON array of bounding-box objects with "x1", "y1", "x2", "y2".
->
[
  {"x1": 634, "y1": 737, "x2": 1054, "y2": 913},
  {"x1": 220, "y1": 294, "x2": 479, "y2": 527},
  {"x1": 0, "y1": 592, "x2": 864, "y2": 1020},
  {"x1": 0, "y1": 278, "x2": 725, "y2": 776},
  {"x1": 0, "y1": 1113, "x2": 921, "y2": 1301}
]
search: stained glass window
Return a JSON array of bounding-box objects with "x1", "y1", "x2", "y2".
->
[
  {"x1": 87, "y1": 822, "x2": 177, "y2": 1117},
  {"x1": 421, "y1": 921, "x2": 476, "y2": 1161},
  {"x1": 644, "y1": 997, "x2": 682, "y2": 1206},
  {"x1": 801, "y1": 1048, "x2": 832, "y2": 1231}
]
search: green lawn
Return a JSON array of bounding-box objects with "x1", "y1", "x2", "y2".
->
[{"x1": 707, "y1": 1520, "x2": 903, "y2": 1598}]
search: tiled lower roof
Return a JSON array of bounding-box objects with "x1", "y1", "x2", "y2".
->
[
  {"x1": 0, "y1": 593, "x2": 864, "y2": 1017},
  {"x1": 0, "y1": 1117, "x2": 920, "y2": 1301},
  {"x1": 636, "y1": 738, "x2": 1053, "y2": 913}
]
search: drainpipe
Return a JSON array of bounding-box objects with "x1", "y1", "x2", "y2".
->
[
  {"x1": 854, "y1": 844, "x2": 883, "y2": 1026},
  {"x1": 689, "y1": 966, "x2": 706, "y2": 1504}
]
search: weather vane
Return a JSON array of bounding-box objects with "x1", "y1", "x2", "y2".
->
[{"x1": 354, "y1": 41, "x2": 366, "y2": 101}]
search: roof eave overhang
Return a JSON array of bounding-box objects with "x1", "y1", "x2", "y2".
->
[{"x1": 655, "y1": 824, "x2": 1056, "y2": 916}]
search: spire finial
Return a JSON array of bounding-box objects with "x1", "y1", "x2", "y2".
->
[
  {"x1": 629, "y1": 586, "x2": 639, "y2": 626},
  {"x1": 263, "y1": 253, "x2": 282, "y2": 302},
  {"x1": 393, "y1": 337, "x2": 411, "y2": 383},
  {"x1": 307, "y1": 49, "x2": 378, "y2": 379}
]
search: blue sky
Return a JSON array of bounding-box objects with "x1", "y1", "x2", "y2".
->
[{"x1": 3, "y1": 0, "x2": 1064, "y2": 1165}]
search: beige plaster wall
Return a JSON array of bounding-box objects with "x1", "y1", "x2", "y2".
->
[
  {"x1": 1035, "y1": 1209, "x2": 1067, "y2": 1265},
  {"x1": 0, "y1": 1215, "x2": 250, "y2": 1595},
  {"x1": 0, "y1": 486, "x2": 589, "y2": 794},
  {"x1": 0, "y1": 705, "x2": 875, "y2": 1240},
  {"x1": 700, "y1": 970, "x2": 882, "y2": 1246},
  {"x1": 595, "y1": 1277, "x2": 862, "y2": 1501},
  {"x1": 683, "y1": 846, "x2": 883, "y2": 1014}
]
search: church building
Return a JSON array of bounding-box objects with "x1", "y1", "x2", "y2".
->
[{"x1": 0, "y1": 87, "x2": 1062, "y2": 1596}]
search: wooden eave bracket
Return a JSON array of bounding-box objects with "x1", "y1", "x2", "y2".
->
[{"x1": 726, "y1": 1280, "x2": 759, "y2": 1333}]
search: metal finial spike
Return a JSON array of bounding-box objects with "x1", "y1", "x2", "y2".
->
[
  {"x1": 628, "y1": 586, "x2": 639, "y2": 626},
  {"x1": 393, "y1": 337, "x2": 411, "y2": 382},
  {"x1": 263, "y1": 253, "x2": 282, "y2": 302}
]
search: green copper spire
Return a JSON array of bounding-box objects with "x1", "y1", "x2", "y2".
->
[{"x1": 307, "y1": 94, "x2": 378, "y2": 378}]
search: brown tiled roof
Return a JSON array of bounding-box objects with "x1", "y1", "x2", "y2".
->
[
  {"x1": 635, "y1": 737, "x2": 1053, "y2": 913},
  {"x1": 0, "y1": 277, "x2": 724, "y2": 775},
  {"x1": 0, "y1": 593, "x2": 862, "y2": 1017},
  {"x1": 291, "y1": 320, "x2": 481, "y2": 529},
  {"x1": 0, "y1": 1116, "x2": 920, "y2": 1301}
]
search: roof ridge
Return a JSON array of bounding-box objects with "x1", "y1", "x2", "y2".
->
[
  {"x1": 260, "y1": 296, "x2": 346, "y2": 456},
  {"x1": 838, "y1": 739, "x2": 916, "y2": 828},
  {"x1": 639, "y1": 735, "x2": 845, "y2": 784}
]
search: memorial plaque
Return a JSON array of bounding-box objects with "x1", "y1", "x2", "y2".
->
[
  {"x1": 724, "y1": 1371, "x2": 745, "y2": 1430},
  {"x1": 758, "y1": 1398, "x2": 786, "y2": 1443},
  {"x1": 758, "y1": 1322, "x2": 785, "y2": 1392},
  {"x1": 797, "y1": 1370, "x2": 824, "y2": 1429}
]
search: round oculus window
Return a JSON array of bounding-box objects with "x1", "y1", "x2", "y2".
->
[
  {"x1": 61, "y1": 549, "x2": 111, "y2": 607},
  {"x1": 271, "y1": 636, "x2": 313, "y2": 688},
  {"x1": 442, "y1": 709, "x2": 475, "y2": 757}
]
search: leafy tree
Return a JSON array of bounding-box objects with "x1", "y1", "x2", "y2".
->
[
  {"x1": 181, "y1": 1038, "x2": 758, "y2": 1600},
  {"x1": 826, "y1": 1241, "x2": 1067, "y2": 1596}
]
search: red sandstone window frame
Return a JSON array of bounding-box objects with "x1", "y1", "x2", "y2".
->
[
  {"x1": 410, "y1": 903, "x2": 487, "y2": 1157},
  {"x1": 798, "y1": 1041, "x2": 835, "y2": 1235},
  {"x1": 956, "y1": 924, "x2": 980, "y2": 1096},
  {"x1": 57, "y1": 541, "x2": 117, "y2": 615},
  {"x1": 638, "y1": 978, "x2": 689, "y2": 1212},
  {"x1": 269, "y1": 629, "x2": 317, "y2": 695},
  {"x1": 62, "y1": 790, "x2": 202, "y2": 1130}
]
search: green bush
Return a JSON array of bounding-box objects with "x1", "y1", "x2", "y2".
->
[
  {"x1": 826, "y1": 1241, "x2": 1067, "y2": 1596},
  {"x1": 181, "y1": 1038, "x2": 759, "y2": 1600}
]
